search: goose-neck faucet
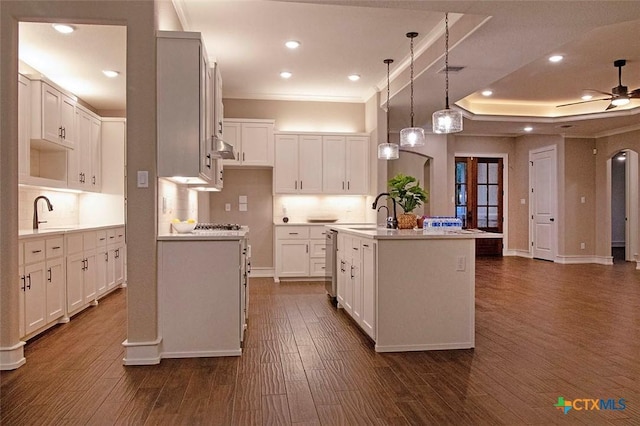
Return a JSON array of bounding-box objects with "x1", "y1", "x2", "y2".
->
[
  {"x1": 372, "y1": 193, "x2": 398, "y2": 229},
  {"x1": 33, "y1": 196, "x2": 54, "y2": 230}
]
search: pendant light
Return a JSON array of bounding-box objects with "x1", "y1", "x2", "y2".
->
[
  {"x1": 400, "y1": 32, "x2": 425, "y2": 147},
  {"x1": 377, "y1": 59, "x2": 399, "y2": 160},
  {"x1": 433, "y1": 13, "x2": 463, "y2": 134}
]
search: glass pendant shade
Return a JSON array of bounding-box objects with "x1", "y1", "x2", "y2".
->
[
  {"x1": 400, "y1": 127, "x2": 425, "y2": 147},
  {"x1": 378, "y1": 143, "x2": 399, "y2": 160},
  {"x1": 432, "y1": 109, "x2": 463, "y2": 134}
]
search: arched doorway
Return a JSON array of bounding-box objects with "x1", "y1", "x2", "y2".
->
[{"x1": 610, "y1": 149, "x2": 639, "y2": 263}]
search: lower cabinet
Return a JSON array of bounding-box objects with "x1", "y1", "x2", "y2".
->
[
  {"x1": 274, "y1": 225, "x2": 328, "y2": 281},
  {"x1": 66, "y1": 231, "x2": 98, "y2": 315},
  {"x1": 336, "y1": 233, "x2": 376, "y2": 340},
  {"x1": 19, "y1": 236, "x2": 65, "y2": 339}
]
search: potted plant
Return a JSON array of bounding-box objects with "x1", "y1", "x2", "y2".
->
[{"x1": 388, "y1": 173, "x2": 428, "y2": 229}]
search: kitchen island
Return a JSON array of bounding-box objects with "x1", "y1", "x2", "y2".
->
[
  {"x1": 328, "y1": 225, "x2": 500, "y2": 352},
  {"x1": 155, "y1": 229, "x2": 249, "y2": 360}
]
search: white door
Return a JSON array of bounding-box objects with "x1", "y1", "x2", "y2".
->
[{"x1": 530, "y1": 146, "x2": 557, "y2": 261}]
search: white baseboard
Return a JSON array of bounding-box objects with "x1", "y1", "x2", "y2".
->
[
  {"x1": 555, "y1": 255, "x2": 601, "y2": 264},
  {"x1": 596, "y1": 256, "x2": 614, "y2": 265},
  {"x1": 636, "y1": 260, "x2": 640, "y2": 270},
  {"x1": 375, "y1": 341, "x2": 474, "y2": 352},
  {"x1": 0, "y1": 341, "x2": 26, "y2": 370},
  {"x1": 122, "y1": 337, "x2": 162, "y2": 365},
  {"x1": 161, "y1": 349, "x2": 241, "y2": 358},
  {"x1": 512, "y1": 249, "x2": 533, "y2": 258},
  {"x1": 249, "y1": 267, "x2": 273, "y2": 278}
]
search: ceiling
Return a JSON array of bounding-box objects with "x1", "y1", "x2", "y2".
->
[{"x1": 18, "y1": 1, "x2": 640, "y2": 137}]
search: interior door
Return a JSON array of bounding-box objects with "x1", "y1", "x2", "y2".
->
[
  {"x1": 455, "y1": 157, "x2": 503, "y2": 256},
  {"x1": 530, "y1": 146, "x2": 557, "y2": 261}
]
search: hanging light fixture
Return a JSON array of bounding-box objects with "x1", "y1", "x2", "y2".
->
[
  {"x1": 378, "y1": 59, "x2": 399, "y2": 160},
  {"x1": 433, "y1": 13, "x2": 463, "y2": 134},
  {"x1": 400, "y1": 32, "x2": 426, "y2": 147}
]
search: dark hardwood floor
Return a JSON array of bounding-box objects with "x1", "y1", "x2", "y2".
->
[{"x1": 1, "y1": 257, "x2": 639, "y2": 425}]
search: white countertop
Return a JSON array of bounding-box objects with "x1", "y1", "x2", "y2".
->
[
  {"x1": 19, "y1": 224, "x2": 125, "y2": 239},
  {"x1": 327, "y1": 224, "x2": 502, "y2": 240},
  {"x1": 157, "y1": 229, "x2": 249, "y2": 241}
]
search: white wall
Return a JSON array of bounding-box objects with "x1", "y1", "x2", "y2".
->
[{"x1": 611, "y1": 155, "x2": 626, "y2": 247}]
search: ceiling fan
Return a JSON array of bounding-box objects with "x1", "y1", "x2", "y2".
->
[{"x1": 557, "y1": 59, "x2": 640, "y2": 110}]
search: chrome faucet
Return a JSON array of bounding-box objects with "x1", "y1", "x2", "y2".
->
[
  {"x1": 372, "y1": 193, "x2": 398, "y2": 229},
  {"x1": 33, "y1": 196, "x2": 54, "y2": 230}
]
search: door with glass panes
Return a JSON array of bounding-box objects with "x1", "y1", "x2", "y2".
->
[{"x1": 455, "y1": 157, "x2": 503, "y2": 256}]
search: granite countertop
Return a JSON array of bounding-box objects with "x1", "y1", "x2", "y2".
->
[
  {"x1": 327, "y1": 224, "x2": 503, "y2": 240},
  {"x1": 19, "y1": 224, "x2": 125, "y2": 239}
]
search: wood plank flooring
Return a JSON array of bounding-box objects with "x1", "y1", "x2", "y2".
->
[{"x1": 1, "y1": 257, "x2": 639, "y2": 425}]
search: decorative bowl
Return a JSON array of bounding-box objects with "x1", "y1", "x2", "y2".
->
[{"x1": 172, "y1": 222, "x2": 196, "y2": 233}]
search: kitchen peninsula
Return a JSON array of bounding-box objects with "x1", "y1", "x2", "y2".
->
[
  {"x1": 328, "y1": 225, "x2": 500, "y2": 352},
  {"x1": 156, "y1": 228, "x2": 250, "y2": 359}
]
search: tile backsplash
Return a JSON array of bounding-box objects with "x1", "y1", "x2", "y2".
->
[
  {"x1": 19, "y1": 188, "x2": 79, "y2": 230},
  {"x1": 157, "y1": 178, "x2": 199, "y2": 234},
  {"x1": 273, "y1": 195, "x2": 369, "y2": 224}
]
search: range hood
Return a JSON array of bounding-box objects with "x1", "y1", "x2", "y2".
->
[{"x1": 212, "y1": 137, "x2": 235, "y2": 160}]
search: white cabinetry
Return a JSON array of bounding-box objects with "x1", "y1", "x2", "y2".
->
[
  {"x1": 66, "y1": 231, "x2": 97, "y2": 315},
  {"x1": 222, "y1": 119, "x2": 275, "y2": 167},
  {"x1": 322, "y1": 135, "x2": 369, "y2": 194},
  {"x1": 69, "y1": 106, "x2": 101, "y2": 191},
  {"x1": 274, "y1": 134, "x2": 322, "y2": 193},
  {"x1": 30, "y1": 80, "x2": 76, "y2": 149},
  {"x1": 157, "y1": 31, "x2": 214, "y2": 184},
  {"x1": 18, "y1": 236, "x2": 65, "y2": 339},
  {"x1": 335, "y1": 233, "x2": 376, "y2": 340},
  {"x1": 274, "y1": 225, "x2": 328, "y2": 281}
]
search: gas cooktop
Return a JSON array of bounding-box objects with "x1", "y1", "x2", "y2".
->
[{"x1": 194, "y1": 223, "x2": 242, "y2": 231}]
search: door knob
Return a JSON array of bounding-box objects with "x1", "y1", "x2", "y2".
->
[{"x1": 550, "y1": 218, "x2": 555, "y2": 222}]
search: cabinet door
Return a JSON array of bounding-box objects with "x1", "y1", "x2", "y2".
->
[
  {"x1": 113, "y1": 244, "x2": 125, "y2": 286},
  {"x1": 241, "y1": 122, "x2": 274, "y2": 166},
  {"x1": 361, "y1": 240, "x2": 376, "y2": 339},
  {"x1": 96, "y1": 248, "x2": 108, "y2": 296},
  {"x1": 277, "y1": 240, "x2": 310, "y2": 276},
  {"x1": 60, "y1": 93, "x2": 76, "y2": 148},
  {"x1": 350, "y1": 239, "x2": 362, "y2": 323},
  {"x1": 336, "y1": 256, "x2": 346, "y2": 307},
  {"x1": 346, "y1": 136, "x2": 368, "y2": 194},
  {"x1": 83, "y1": 252, "x2": 97, "y2": 304},
  {"x1": 42, "y1": 84, "x2": 62, "y2": 143},
  {"x1": 322, "y1": 136, "x2": 346, "y2": 193},
  {"x1": 222, "y1": 122, "x2": 241, "y2": 165},
  {"x1": 341, "y1": 235, "x2": 353, "y2": 314},
  {"x1": 274, "y1": 135, "x2": 299, "y2": 193},
  {"x1": 66, "y1": 253, "x2": 85, "y2": 313},
  {"x1": 18, "y1": 267, "x2": 25, "y2": 338},
  {"x1": 90, "y1": 117, "x2": 102, "y2": 190},
  {"x1": 18, "y1": 75, "x2": 30, "y2": 182},
  {"x1": 69, "y1": 108, "x2": 91, "y2": 189},
  {"x1": 46, "y1": 257, "x2": 65, "y2": 323},
  {"x1": 298, "y1": 135, "x2": 323, "y2": 193},
  {"x1": 24, "y1": 262, "x2": 47, "y2": 335}
]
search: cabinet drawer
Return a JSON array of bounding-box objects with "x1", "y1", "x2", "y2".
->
[
  {"x1": 309, "y1": 240, "x2": 327, "y2": 258},
  {"x1": 66, "y1": 233, "x2": 84, "y2": 255},
  {"x1": 83, "y1": 231, "x2": 97, "y2": 251},
  {"x1": 106, "y1": 229, "x2": 117, "y2": 245},
  {"x1": 24, "y1": 240, "x2": 45, "y2": 264},
  {"x1": 309, "y1": 226, "x2": 329, "y2": 239},
  {"x1": 114, "y1": 227, "x2": 125, "y2": 244},
  {"x1": 96, "y1": 230, "x2": 108, "y2": 246},
  {"x1": 45, "y1": 237, "x2": 64, "y2": 258},
  {"x1": 310, "y1": 258, "x2": 327, "y2": 276},
  {"x1": 276, "y1": 226, "x2": 309, "y2": 239}
]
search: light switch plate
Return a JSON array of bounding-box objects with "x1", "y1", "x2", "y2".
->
[
  {"x1": 239, "y1": 203, "x2": 247, "y2": 212},
  {"x1": 239, "y1": 195, "x2": 248, "y2": 204},
  {"x1": 137, "y1": 171, "x2": 149, "y2": 188},
  {"x1": 225, "y1": 203, "x2": 231, "y2": 212}
]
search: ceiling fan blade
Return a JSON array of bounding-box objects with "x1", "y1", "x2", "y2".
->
[
  {"x1": 605, "y1": 102, "x2": 618, "y2": 110},
  {"x1": 556, "y1": 98, "x2": 610, "y2": 108},
  {"x1": 584, "y1": 88, "x2": 614, "y2": 97},
  {"x1": 630, "y1": 88, "x2": 640, "y2": 98}
]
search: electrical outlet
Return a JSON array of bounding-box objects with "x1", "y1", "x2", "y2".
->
[
  {"x1": 225, "y1": 203, "x2": 231, "y2": 212},
  {"x1": 456, "y1": 256, "x2": 466, "y2": 271},
  {"x1": 580, "y1": 242, "x2": 585, "y2": 250}
]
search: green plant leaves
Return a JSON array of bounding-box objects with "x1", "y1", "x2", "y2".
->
[{"x1": 388, "y1": 173, "x2": 428, "y2": 213}]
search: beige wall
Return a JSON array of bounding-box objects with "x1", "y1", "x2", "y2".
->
[
  {"x1": 563, "y1": 138, "x2": 597, "y2": 256},
  {"x1": 223, "y1": 99, "x2": 365, "y2": 133},
  {"x1": 1, "y1": 1, "x2": 158, "y2": 361},
  {"x1": 388, "y1": 152, "x2": 431, "y2": 217},
  {"x1": 208, "y1": 169, "x2": 274, "y2": 268}
]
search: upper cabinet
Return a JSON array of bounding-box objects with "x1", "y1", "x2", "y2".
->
[
  {"x1": 323, "y1": 135, "x2": 369, "y2": 194},
  {"x1": 273, "y1": 132, "x2": 369, "y2": 195},
  {"x1": 222, "y1": 119, "x2": 274, "y2": 167},
  {"x1": 30, "y1": 80, "x2": 76, "y2": 150},
  {"x1": 274, "y1": 134, "x2": 322, "y2": 194},
  {"x1": 157, "y1": 31, "x2": 214, "y2": 184},
  {"x1": 68, "y1": 106, "x2": 101, "y2": 191}
]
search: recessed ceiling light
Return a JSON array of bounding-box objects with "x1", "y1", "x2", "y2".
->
[
  {"x1": 285, "y1": 40, "x2": 300, "y2": 49},
  {"x1": 481, "y1": 90, "x2": 493, "y2": 97},
  {"x1": 102, "y1": 70, "x2": 120, "y2": 78},
  {"x1": 280, "y1": 71, "x2": 292, "y2": 79},
  {"x1": 52, "y1": 24, "x2": 75, "y2": 34},
  {"x1": 581, "y1": 94, "x2": 593, "y2": 101},
  {"x1": 348, "y1": 74, "x2": 360, "y2": 82},
  {"x1": 548, "y1": 55, "x2": 564, "y2": 63},
  {"x1": 523, "y1": 126, "x2": 533, "y2": 132}
]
